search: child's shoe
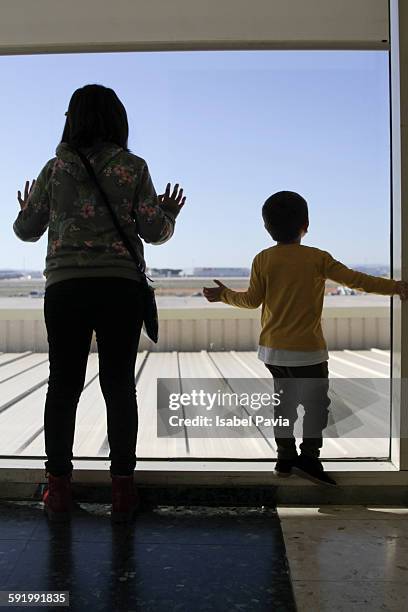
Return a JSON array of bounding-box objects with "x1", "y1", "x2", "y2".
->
[
  {"x1": 42, "y1": 471, "x2": 73, "y2": 522},
  {"x1": 274, "y1": 457, "x2": 297, "y2": 477},
  {"x1": 292, "y1": 455, "x2": 337, "y2": 486},
  {"x1": 110, "y1": 473, "x2": 140, "y2": 523}
]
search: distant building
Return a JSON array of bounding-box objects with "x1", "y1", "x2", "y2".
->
[
  {"x1": 0, "y1": 269, "x2": 45, "y2": 280},
  {"x1": 0, "y1": 270, "x2": 24, "y2": 280},
  {"x1": 192, "y1": 267, "x2": 250, "y2": 277},
  {"x1": 148, "y1": 268, "x2": 183, "y2": 277},
  {"x1": 351, "y1": 265, "x2": 390, "y2": 276}
]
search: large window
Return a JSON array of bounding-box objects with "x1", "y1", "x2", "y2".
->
[{"x1": 0, "y1": 50, "x2": 391, "y2": 463}]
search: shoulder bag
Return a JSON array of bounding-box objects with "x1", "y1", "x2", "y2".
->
[{"x1": 74, "y1": 147, "x2": 159, "y2": 343}]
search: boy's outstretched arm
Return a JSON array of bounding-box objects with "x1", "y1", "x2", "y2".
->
[
  {"x1": 203, "y1": 254, "x2": 264, "y2": 308},
  {"x1": 323, "y1": 252, "x2": 408, "y2": 298}
]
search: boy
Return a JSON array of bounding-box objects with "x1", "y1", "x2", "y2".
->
[{"x1": 203, "y1": 191, "x2": 408, "y2": 485}]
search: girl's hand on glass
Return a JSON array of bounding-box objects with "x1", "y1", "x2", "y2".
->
[
  {"x1": 158, "y1": 183, "x2": 186, "y2": 218},
  {"x1": 17, "y1": 180, "x2": 36, "y2": 210}
]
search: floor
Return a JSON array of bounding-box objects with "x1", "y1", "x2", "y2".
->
[
  {"x1": 278, "y1": 505, "x2": 408, "y2": 611},
  {"x1": 1, "y1": 500, "x2": 407, "y2": 612}
]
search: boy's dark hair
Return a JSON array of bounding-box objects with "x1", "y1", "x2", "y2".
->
[
  {"x1": 60, "y1": 84, "x2": 130, "y2": 151},
  {"x1": 262, "y1": 191, "x2": 309, "y2": 242}
]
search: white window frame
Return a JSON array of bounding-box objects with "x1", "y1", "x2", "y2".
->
[{"x1": 1, "y1": 0, "x2": 407, "y2": 489}]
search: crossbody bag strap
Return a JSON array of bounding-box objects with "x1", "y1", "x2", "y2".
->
[{"x1": 74, "y1": 147, "x2": 150, "y2": 280}]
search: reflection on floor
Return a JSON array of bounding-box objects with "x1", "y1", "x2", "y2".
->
[{"x1": 0, "y1": 501, "x2": 295, "y2": 612}]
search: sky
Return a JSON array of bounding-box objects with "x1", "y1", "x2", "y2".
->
[{"x1": 0, "y1": 50, "x2": 390, "y2": 272}]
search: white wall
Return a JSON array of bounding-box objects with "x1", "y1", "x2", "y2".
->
[
  {"x1": 0, "y1": 0, "x2": 389, "y2": 55},
  {"x1": 0, "y1": 308, "x2": 391, "y2": 352}
]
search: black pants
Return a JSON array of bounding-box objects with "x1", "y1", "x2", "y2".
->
[
  {"x1": 265, "y1": 361, "x2": 330, "y2": 459},
  {"x1": 43, "y1": 277, "x2": 145, "y2": 476}
]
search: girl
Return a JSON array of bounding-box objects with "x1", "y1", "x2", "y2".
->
[{"x1": 14, "y1": 84, "x2": 186, "y2": 522}]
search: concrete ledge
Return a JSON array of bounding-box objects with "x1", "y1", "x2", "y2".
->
[
  {"x1": 1, "y1": 460, "x2": 407, "y2": 504},
  {"x1": 0, "y1": 458, "x2": 406, "y2": 482}
]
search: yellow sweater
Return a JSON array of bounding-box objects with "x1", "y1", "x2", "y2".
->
[{"x1": 221, "y1": 244, "x2": 397, "y2": 351}]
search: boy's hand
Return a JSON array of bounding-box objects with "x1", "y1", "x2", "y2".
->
[
  {"x1": 203, "y1": 280, "x2": 227, "y2": 302},
  {"x1": 158, "y1": 183, "x2": 186, "y2": 218},
  {"x1": 395, "y1": 281, "x2": 408, "y2": 300}
]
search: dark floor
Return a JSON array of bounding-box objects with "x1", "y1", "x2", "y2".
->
[{"x1": 0, "y1": 500, "x2": 296, "y2": 612}]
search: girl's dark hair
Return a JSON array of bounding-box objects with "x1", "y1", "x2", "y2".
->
[
  {"x1": 60, "y1": 84, "x2": 130, "y2": 151},
  {"x1": 262, "y1": 191, "x2": 309, "y2": 242}
]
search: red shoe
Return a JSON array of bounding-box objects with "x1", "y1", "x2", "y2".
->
[
  {"x1": 111, "y1": 474, "x2": 140, "y2": 523},
  {"x1": 42, "y1": 471, "x2": 73, "y2": 522}
]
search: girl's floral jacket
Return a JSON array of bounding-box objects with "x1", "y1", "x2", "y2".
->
[{"x1": 13, "y1": 141, "x2": 176, "y2": 288}]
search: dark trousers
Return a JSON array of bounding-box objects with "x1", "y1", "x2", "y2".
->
[
  {"x1": 43, "y1": 277, "x2": 144, "y2": 476},
  {"x1": 265, "y1": 361, "x2": 330, "y2": 459}
]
